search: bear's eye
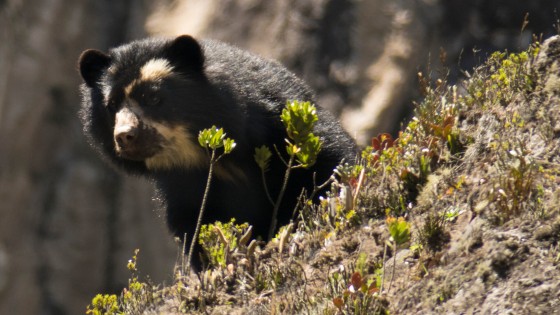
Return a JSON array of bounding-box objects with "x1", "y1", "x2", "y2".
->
[
  {"x1": 140, "y1": 92, "x2": 161, "y2": 106},
  {"x1": 106, "y1": 99, "x2": 118, "y2": 113}
]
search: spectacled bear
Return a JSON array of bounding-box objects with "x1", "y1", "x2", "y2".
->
[{"x1": 78, "y1": 35, "x2": 357, "y2": 268}]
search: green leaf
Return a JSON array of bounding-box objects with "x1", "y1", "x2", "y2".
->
[
  {"x1": 280, "y1": 101, "x2": 322, "y2": 166},
  {"x1": 198, "y1": 128, "x2": 212, "y2": 148},
  {"x1": 209, "y1": 126, "x2": 225, "y2": 149},
  {"x1": 387, "y1": 216, "x2": 411, "y2": 247},
  {"x1": 281, "y1": 100, "x2": 318, "y2": 145},
  {"x1": 223, "y1": 138, "x2": 236, "y2": 154},
  {"x1": 198, "y1": 219, "x2": 250, "y2": 268},
  {"x1": 295, "y1": 134, "x2": 321, "y2": 167},
  {"x1": 285, "y1": 141, "x2": 300, "y2": 156},
  {"x1": 198, "y1": 126, "x2": 236, "y2": 154},
  {"x1": 254, "y1": 145, "x2": 272, "y2": 171}
]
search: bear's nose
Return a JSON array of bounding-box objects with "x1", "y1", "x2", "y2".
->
[
  {"x1": 115, "y1": 128, "x2": 137, "y2": 148},
  {"x1": 114, "y1": 106, "x2": 140, "y2": 150}
]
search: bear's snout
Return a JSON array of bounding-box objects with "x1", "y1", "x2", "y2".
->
[
  {"x1": 114, "y1": 106, "x2": 140, "y2": 151},
  {"x1": 115, "y1": 127, "x2": 137, "y2": 149},
  {"x1": 112, "y1": 106, "x2": 163, "y2": 160}
]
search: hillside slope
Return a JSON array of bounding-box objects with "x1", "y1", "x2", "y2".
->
[{"x1": 88, "y1": 35, "x2": 560, "y2": 315}]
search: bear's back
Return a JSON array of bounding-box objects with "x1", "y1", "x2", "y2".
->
[{"x1": 201, "y1": 40, "x2": 315, "y2": 115}]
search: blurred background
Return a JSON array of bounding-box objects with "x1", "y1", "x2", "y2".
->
[{"x1": 0, "y1": 0, "x2": 558, "y2": 314}]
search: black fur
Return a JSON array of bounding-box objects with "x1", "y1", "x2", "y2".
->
[{"x1": 78, "y1": 35, "x2": 357, "y2": 268}]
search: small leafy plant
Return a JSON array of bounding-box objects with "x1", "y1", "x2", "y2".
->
[
  {"x1": 86, "y1": 294, "x2": 120, "y2": 315},
  {"x1": 486, "y1": 120, "x2": 542, "y2": 222},
  {"x1": 331, "y1": 271, "x2": 381, "y2": 314},
  {"x1": 254, "y1": 100, "x2": 323, "y2": 240},
  {"x1": 86, "y1": 249, "x2": 155, "y2": 315},
  {"x1": 462, "y1": 45, "x2": 539, "y2": 109},
  {"x1": 198, "y1": 219, "x2": 252, "y2": 269},
  {"x1": 328, "y1": 260, "x2": 388, "y2": 315},
  {"x1": 387, "y1": 216, "x2": 411, "y2": 247},
  {"x1": 417, "y1": 211, "x2": 450, "y2": 252},
  {"x1": 382, "y1": 216, "x2": 411, "y2": 294},
  {"x1": 186, "y1": 126, "x2": 236, "y2": 272}
]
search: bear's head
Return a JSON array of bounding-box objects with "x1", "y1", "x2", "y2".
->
[{"x1": 78, "y1": 35, "x2": 211, "y2": 171}]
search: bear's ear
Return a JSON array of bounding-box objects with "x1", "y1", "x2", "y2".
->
[
  {"x1": 78, "y1": 49, "x2": 111, "y2": 87},
  {"x1": 165, "y1": 35, "x2": 204, "y2": 75}
]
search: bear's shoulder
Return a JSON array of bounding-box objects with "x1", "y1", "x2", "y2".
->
[{"x1": 199, "y1": 39, "x2": 315, "y2": 109}]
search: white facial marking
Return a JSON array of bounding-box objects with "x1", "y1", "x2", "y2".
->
[
  {"x1": 123, "y1": 59, "x2": 174, "y2": 98},
  {"x1": 140, "y1": 58, "x2": 174, "y2": 81}
]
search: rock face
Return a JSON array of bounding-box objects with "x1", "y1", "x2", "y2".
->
[
  {"x1": 0, "y1": 2, "x2": 176, "y2": 315},
  {"x1": 0, "y1": 0, "x2": 559, "y2": 314}
]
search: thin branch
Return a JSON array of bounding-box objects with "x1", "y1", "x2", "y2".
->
[
  {"x1": 181, "y1": 232, "x2": 188, "y2": 276},
  {"x1": 273, "y1": 144, "x2": 288, "y2": 166},
  {"x1": 380, "y1": 242, "x2": 388, "y2": 293},
  {"x1": 387, "y1": 241, "x2": 397, "y2": 295},
  {"x1": 186, "y1": 149, "x2": 216, "y2": 274},
  {"x1": 261, "y1": 169, "x2": 275, "y2": 206},
  {"x1": 268, "y1": 154, "x2": 294, "y2": 240},
  {"x1": 352, "y1": 168, "x2": 366, "y2": 209},
  {"x1": 291, "y1": 188, "x2": 307, "y2": 222},
  {"x1": 309, "y1": 172, "x2": 334, "y2": 201}
]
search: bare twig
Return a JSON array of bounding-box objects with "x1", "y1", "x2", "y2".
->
[
  {"x1": 186, "y1": 149, "x2": 217, "y2": 274},
  {"x1": 268, "y1": 154, "x2": 295, "y2": 240}
]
